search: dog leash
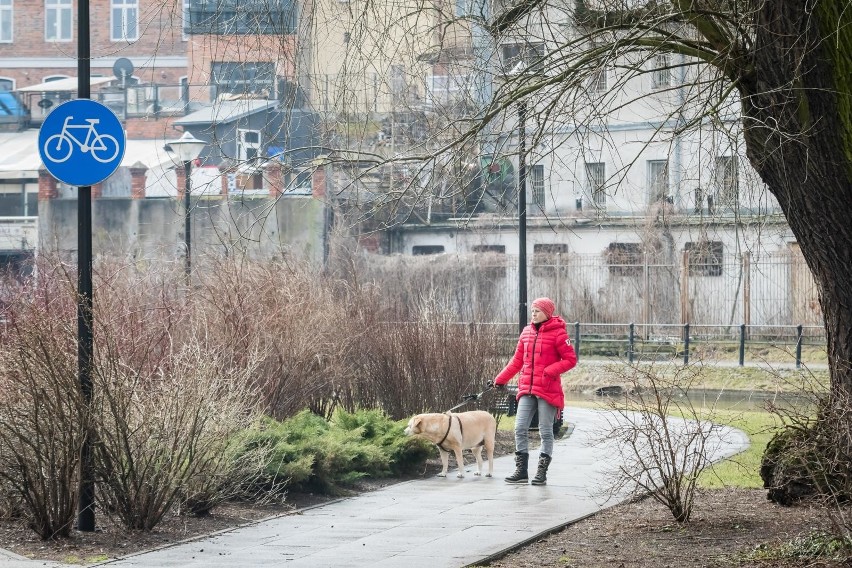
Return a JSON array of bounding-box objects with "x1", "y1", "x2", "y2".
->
[{"x1": 443, "y1": 384, "x2": 495, "y2": 413}]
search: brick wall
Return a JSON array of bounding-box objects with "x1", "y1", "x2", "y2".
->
[
  {"x1": 185, "y1": 34, "x2": 296, "y2": 101},
  {"x1": 124, "y1": 116, "x2": 186, "y2": 140},
  {"x1": 0, "y1": 0, "x2": 185, "y2": 88}
]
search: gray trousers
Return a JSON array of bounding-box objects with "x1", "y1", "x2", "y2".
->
[{"x1": 514, "y1": 395, "x2": 557, "y2": 456}]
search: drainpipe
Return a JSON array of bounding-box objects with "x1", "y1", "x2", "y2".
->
[{"x1": 673, "y1": 54, "x2": 686, "y2": 205}]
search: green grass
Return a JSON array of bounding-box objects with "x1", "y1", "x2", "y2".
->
[
  {"x1": 698, "y1": 409, "x2": 783, "y2": 489},
  {"x1": 560, "y1": 399, "x2": 789, "y2": 489}
]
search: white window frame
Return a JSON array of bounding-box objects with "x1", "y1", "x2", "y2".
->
[
  {"x1": 589, "y1": 66, "x2": 607, "y2": 92},
  {"x1": 500, "y1": 42, "x2": 545, "y2": 74},
  {"x1": 530, "y1": 164, "x2": 545, "y2": 210},
  {"x1": 237, "y1": 129, "x2": 262, "y2": 162},
  {"x1": 111, "y1": 0, "x2": 139, "y2": 41},
  {"x1": 426, "y1": 74, "x2": 468, "y2": 105},
  {"x1": 652, "y1": 53, "x2": 671, "y2": 88},
  {"x1": 0, "y1": 76, "x2": 14, "y2": 91},
  {"x1": 714, "y1": 155, "x2": 738, "y2": 205},
  {"x1": 647, "y1": 159, "x2": 669, "y2": 203},
  {"x1": 585, "y1": 161, "x2": 606, "y2": 207},
  {"x1": 45, "y1": 0, "x2": 72, "y2": 42},
  {"x1": 0, "y1": 0, "x2": 12, "y2": 43},
  {"x1": 182, "y1": 0, "x2": 189, "y2": 41}
]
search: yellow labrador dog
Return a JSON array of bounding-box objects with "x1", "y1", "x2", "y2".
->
[{"x1": 404, "y1": 410, "x2": 496, "y2": 478}]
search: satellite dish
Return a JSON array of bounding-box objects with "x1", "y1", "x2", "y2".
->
[{"x1": 112, "y1": 58, "x2": 135, "y2": 87}]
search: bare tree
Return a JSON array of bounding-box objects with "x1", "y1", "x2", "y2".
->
[{"x1": 595, "y1": 362, "x2": 728, "y2": 522}]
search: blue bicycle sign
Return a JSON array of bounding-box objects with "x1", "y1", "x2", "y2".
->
[
  {"x1": 38, "y1": 99, "x2": 126, "y2": 187},
  {"x1": 43, "y1": 116, "x2": 121, "y2": 164}
]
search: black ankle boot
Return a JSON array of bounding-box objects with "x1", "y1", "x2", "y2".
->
[
  {"x1": 531, "y1": 453, "x2": 552, "y2": 485},
  {"x1": 504, "y1": 451, "x2": 529, "y2": 484}
]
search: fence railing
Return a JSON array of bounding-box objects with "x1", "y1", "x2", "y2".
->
[{"x1": 363, "y1": 249, "x2": 822, "y2": 333}]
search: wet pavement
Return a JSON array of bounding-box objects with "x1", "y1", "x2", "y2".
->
[{"x1": 2, "y1": 406, "x2": 749, "y2": 568}]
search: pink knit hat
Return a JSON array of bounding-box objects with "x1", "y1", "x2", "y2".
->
[{"x1": 531, "y1": 297, "x2": 555, "y2": 319}]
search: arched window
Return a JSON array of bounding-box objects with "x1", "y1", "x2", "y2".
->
[{"x1": 0, "y1": 77, "x2": 14, "y2": 91}]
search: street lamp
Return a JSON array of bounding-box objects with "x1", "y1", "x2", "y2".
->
[
  {"x1": 516, "y1": 99, "x2": 528, "y2": 334},
  {"x1": 164, "y1": 132, "x2": 206, "y2": 280},
  {"x1": 500, "y1": 61, "x2": 530, "y2": 333}
]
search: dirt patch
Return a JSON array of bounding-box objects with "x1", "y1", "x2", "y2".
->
[{"x1": 484, "y1": 488, "x2": 851, "y2": 568}]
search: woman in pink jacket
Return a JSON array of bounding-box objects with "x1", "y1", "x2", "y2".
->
[{"x1": 492, "y1": 297, "x2": 577, "y2": 485}]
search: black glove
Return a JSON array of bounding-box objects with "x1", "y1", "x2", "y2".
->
[{"x1": 488, "y1": 380, "x2": 505, "y2": 391}]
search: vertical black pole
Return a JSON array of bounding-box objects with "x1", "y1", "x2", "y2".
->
[
  {"x1": 628, "y1": 322, "x2": 635, "y2": 364},
  {"x1": 517, "y1": 100, "x2": 527, "y2": 334},
  {"x1": 77, "y1": 0, "x2": 95, "y2": 533},
  {"x1": 184, "y1": 160, "x2": 191, "y2": 283},
  {"x1": 683, "y1": 323, "x2": 690, "y2": 366},
  {"x1": 739, "y1": 323, "x2": 746, "y2": 367},
  {"x1": 574, "y1": 321, "x2": 581, "y2": 363},
  {"x1": 795, "y1": 324, "x2": 803, "y2": 369}
]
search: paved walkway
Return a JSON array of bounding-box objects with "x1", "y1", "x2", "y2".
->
[{"x1": 2, "y1": 407, "x2": 749, "y2": 568}]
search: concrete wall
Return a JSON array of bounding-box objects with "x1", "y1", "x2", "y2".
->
[{"x1": 38, "y1": 195, "x2": 326, "y2": 264}]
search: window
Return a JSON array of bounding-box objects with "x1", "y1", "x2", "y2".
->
[
  {"x1": 412, "y1": 245, "x2": 445, "y2": 255},
  {"x1": 588, "y1": 66, "x2": 607, "y2": 92},
  {"x1": 500, "y1": 42, "x2": 545, "y2": 73},
  {"x1": 186, "y1": 0, "x2": 297, "y2": 35},
  {"x1": 237, "y1": 129, "x2": 262, "y2": 161},
  {"x1": 652, "y1": 53, "x2": 671, "y2": 88},
  {"x1": 0, "y1": 77, "x2": 13, "y2": 91},
  {"x1": 211, "y1": 61, "x2": 275, "y2": 95},
  {"x1": 585, "y1": 162, "x2": 606, "y2": 207},
  {"x1": 111, "y1": 0, "x2": 138, "y2": 41},
  {"x1": 714, "y1": 155, "x2": 738, "y2": 205},
  {"x1": 606, "y1": 243, "x2": 642, "y2": 276},
  {"x1": 0, "y1": 0, "x2": 12, "y2": 43},
  {"x1": 390, "y1": 64, "x2": 409, "y2": 105},
  {"x1": 472, "y1": 245, "x2": 505, "y2": 253},
  {"x1": 533, "y1": 243, "x2": 568, "y2": 276},
  {"x1": 472, "y1": 245, "x2": 506, "y2": 277},
  {"x1": 46, "y1": 0, "x2": 72, "y2": 41},
  {"x1": 426, "y1": 74, "x2": 468, "y2": 105},
  {"x1": 530, "y1": 164, "x2": 545, "y2": 210},
  {"x1": 685, "y1": 241, "x2": 723, "y2": 276},
  {"x1": 647, "y1": 159, "x2": 669, "y2": 203},
  {"x1": 182, "y1": 0, "x2": 189, "y2": 40}
]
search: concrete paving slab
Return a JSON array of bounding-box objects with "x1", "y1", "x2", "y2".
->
[{"x1": 3, "y1": 406, "x2": 749, "y2": 568}]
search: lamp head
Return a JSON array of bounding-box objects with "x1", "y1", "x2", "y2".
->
[{"x1": 164, "y1": 131, "x2": 207, "y2": 163}]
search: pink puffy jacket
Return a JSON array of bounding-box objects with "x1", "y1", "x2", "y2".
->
[{"x1": 494, "y1": 315, "x2": 577, "y2": 409}]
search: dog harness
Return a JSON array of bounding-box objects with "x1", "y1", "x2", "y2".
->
[{"x1": 436, "y1": 413, "x2": 463, "y2": 452}]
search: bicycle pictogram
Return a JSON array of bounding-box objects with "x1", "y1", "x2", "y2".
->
[{"x1": 42, "y1": 115, "x2": 121, "y2": 164}]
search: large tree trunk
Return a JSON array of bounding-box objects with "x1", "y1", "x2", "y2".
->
[{"x1": 740, "y1": 0, "x2": 852, "y2": 400}]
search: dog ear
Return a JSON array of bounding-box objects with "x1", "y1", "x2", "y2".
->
[{"x1": 413, "y1": 417, "x2": 422, "y2": 430}]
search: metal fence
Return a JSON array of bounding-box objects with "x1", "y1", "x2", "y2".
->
[{"x1": 362, "y1": 248, "x2": 823, "y2": 343}]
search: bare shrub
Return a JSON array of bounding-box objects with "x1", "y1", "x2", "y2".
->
[
  {"x1": 596, "y1": 363, "x2": 726, "y2": 523},
  {"x1": 0, "y1": 263, "x2": 84, "y2": 539},
  {"x1": 0, "y1": 477, "x2": 23, "y2": 521},
  {"x1": 354, "y1": 308, "x2": 505, "y2": 419},
  {"x1": 195, "y1": 257, "x2": 361, "y2": 420},
  {"x1": 92, "y1": 338, "x2": 264, "y2": 530}
]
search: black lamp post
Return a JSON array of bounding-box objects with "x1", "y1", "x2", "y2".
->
[
  {"x1": 517, "y1": 100, "x2": 528, "y2": 334},
  {"x1": 164, "y1": 132, "x2": 206, "y2": 280}
]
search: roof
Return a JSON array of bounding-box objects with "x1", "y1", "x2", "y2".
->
[
  {"x1": 0, "y1": 129, "x2": 175, "y2": 179},
  {"x1": 17, "y1": 77, "x2": 114, "y2": 92},
  {"x1": 173, "y1": 99, "x2": 278, "y2": 126}
]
